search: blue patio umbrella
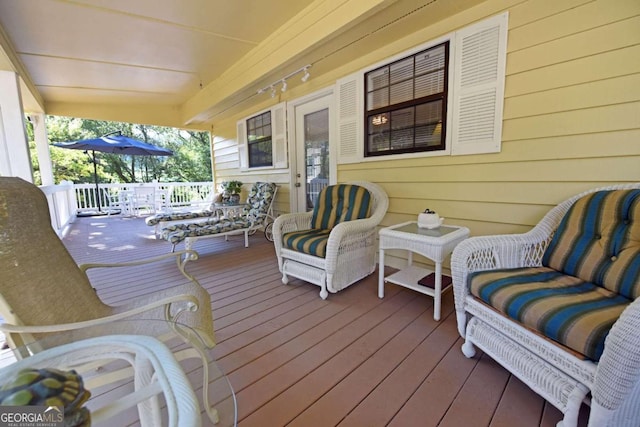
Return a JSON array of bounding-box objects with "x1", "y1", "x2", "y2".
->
[{"x1": 53, "y1": 131, "x2": 173, "y2": 214}]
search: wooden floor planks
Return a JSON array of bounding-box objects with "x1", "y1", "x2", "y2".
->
[{"x1": 54, "y1": 215, "x2": 587, "y2": 427}]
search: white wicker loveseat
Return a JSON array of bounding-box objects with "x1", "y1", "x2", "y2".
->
[
  {"x1": 273, "y1": 181, "x2": 388, "y2": 299},
  {"x1": 451, "y1": 183, "x2": 640, "y2": 427}
]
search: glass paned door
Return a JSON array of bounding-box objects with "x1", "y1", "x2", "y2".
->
[
  {"x1": 294, "y1": 94, "x2": 333, "y2": 212},
  {"x1": 303, "y1": 108, "x2": 329, "y2": 210}
]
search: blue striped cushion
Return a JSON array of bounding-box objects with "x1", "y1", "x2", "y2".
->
[
  {"x1": 282, "y1": 229, "x2": 331, "y2": 258},
  {"x1": 542, "y1": 189, "x2": 640, "y2": 300},
  {"x1": 470, "y1": 266, "x2": 631, "y2": 361},
  {"x1": 310, "y1": 184, "x2": 371, "y2": 230}
]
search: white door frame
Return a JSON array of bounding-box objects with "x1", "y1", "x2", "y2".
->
[{"x1": 286, "y1": 87, "x2": 336, "y2": 213}]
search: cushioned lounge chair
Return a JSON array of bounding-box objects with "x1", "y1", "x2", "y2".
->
[
  {"x1": 160, "y1": 182, "x2": 277, "y2": 254},
  {"x1": 145, "y1": 191, "x2": 223, "y2": 236},
  {"x1": 273, "y1": 181, "x2": 388, "y2": 299},
  {"x1": 451, "y1": 183, "x2": 640, "y2": 427}
]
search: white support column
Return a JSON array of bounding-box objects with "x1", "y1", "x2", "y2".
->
[
  {"x1": 0, "y1": 71, "x2": 32, "y2": 182},
  {"x1": 31, "y1": 113, "x2": 54, "y2": 185}
]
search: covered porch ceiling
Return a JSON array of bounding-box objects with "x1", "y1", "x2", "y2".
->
[{"x1": 0, "y1": 0, "x2": 486, "y2": 130}]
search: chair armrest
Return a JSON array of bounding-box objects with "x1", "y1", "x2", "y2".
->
[
  {"x1": 273, "y1": 212, "x2": 313, "y2": 233},
  {"x1": 0, "y1": 294, "x2": 201, "y2": 334},
  {"x1": 272, "y1": 212, "x2": 313, "y2": 258},
  {"x1": 323, "y1": 216, "x2": 381, "y2": 268},
  {"x1": 79, "y1": 250, "x2": 200, "y2": 283},
  {"x1": 590, "y1": 297, "x2": 640, "y2": 425},
  {"x1": 451, "y1": 229, "x2": 552, "y2": 334}
]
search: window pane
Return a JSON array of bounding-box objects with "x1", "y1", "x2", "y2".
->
[
  {"x1": 367, "y1": 68, "x2": 389, "y2": 91},
  {"x1": 415, "y1": 124, "x2": 441, "y2": 147},
  {"x1": 415, "y1": 100, "x2": 443, "y2": 148},
  {"x1": 415, "y1": 45, "x2": 445, "y2": 75},
  {"x1": 368, "y1": 113, "x2": 390, "y2": 133},
  {"x1": 390, "y1": 58, "x2": 413, "y2": 84},
  {"x1": 248, "y1": 139, "x2": 272, "y2": 167},
  {"x1": 391, "y1": 107, "x2": 414, "y2": 130},
  {"x1": 415, "y1": 101, "x2": 442, "y2": 125},
  {"x1": 367, "y1": 88, "x2": 389, "y2": 110},
  {"x1": 368, "y1": 132, "x2": 390, "y2": 153},
  {"x1": 415, "y1": 70, "x2": 444, "y2": 98},
  {"x1": 391, "y1": 127, "x2": 414, "y2": 150},
  {"x1": 389, "y1": 80, "x2": 413, "y2": 105}
]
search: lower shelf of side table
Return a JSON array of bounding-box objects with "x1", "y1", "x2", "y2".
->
[{"x1": 384, "y1": 265, "x2": 453, "y2": 297}]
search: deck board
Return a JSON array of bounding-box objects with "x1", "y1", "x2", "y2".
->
[{"x1": 50, "y1": 215, "x2": 588, "y2": 426}]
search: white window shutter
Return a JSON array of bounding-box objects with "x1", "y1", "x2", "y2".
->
[
  {"x1": 271, "y1": 102, "x2": 288, "y2": 169},
  {"x1": 237, "y1": 119, "x2": 248, "y2": 171},
  {"x1": 336, "y1": 72, "x2": 363, "y2": 164},
  {"x1": 451, "y1": 12, "x2": 508, "y2": 155}
]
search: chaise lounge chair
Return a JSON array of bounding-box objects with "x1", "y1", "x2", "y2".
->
[{"x1": 160, "y1": 182, "x2": 277, "y2": 254}]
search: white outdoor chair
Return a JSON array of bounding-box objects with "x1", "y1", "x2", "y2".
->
[
  {"x1": 134, "y1": 186, "x2": 156, "y2": 215},
  {"x1": 273, "y1": 181, "x2": 388, "y2": 299},
  {"x1": 0, "y1": 335, "x2": 201, "y2": 426},
  {"x1": 451, "y1": 183, "x2": 640, "y2": 427}
]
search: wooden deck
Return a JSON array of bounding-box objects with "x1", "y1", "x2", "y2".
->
[{"x1": 60, "y1": 215, "x2": 589, "y2": 427}]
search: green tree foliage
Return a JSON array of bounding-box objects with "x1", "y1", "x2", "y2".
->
[{"x1": 40, "y1": 116, "x2": 212, "y2": 185}]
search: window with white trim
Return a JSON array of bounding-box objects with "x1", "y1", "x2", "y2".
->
[
  {"x1": 246, "y1": 110, "x2": 272, "y2": 167},
  {"x1": 336, "y1": 12, "x2": 508, "y2": 164},
  {"x1": 365, "y1": 41, "x2": 449, "y2": 157},
  {"x1": 237, "y1": 102, "x2": 288, "y2": 170}
]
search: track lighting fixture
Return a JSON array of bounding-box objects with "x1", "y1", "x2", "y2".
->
[
  {"x1": 301, "y1": 67, "x2": 310, "y2": 82},
  {"x1": 257, "y1": 64, "x2": 312, "y2": 97}
]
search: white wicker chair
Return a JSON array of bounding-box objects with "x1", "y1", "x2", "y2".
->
[
  {"x1": 273, "y1": 181, "x2": 388, "y2": 299},
  {"x1": 451, "y1": 183, "x2": 640, "y2": 427}
]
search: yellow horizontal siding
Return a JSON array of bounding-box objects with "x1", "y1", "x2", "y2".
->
[
  {"x1": 210, "y1": 0, "x2": 640, "y2": 261},
  {"x1": 505, "y1": 44, "x2": 640, "y2": 97},
  {"x1": 507, "y1": 15, "x2": 640, "y2": 75},
  {"x1": 508, "y1": 0, "x2": 639, "y2": 51},
  {"x1": 504, "y1": 74, "x2": 640, "y2": 119}
]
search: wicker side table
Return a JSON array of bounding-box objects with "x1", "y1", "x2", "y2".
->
[{"x1": 378, "y1": 221, "x2": 470, "y2": 320}]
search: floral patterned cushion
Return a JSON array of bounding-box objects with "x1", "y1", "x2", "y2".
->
[
  {"x1": 161, "y1": 218, "x2": 251, "y2": 244},
  {"x1": 145, "y1": 210, "x2": 217, "y2": 226},
  {"x1": 159, "y1": 182, "x2": 276, "y2": 245}
]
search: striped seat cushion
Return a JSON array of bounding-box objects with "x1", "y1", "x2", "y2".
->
[
  {"x1": 310, "y1": 184, "x2": 371, "y2": 230},
  {"x1": 470, "y1": 266, "x2": 631, "y2": 361},
  {"x1": 542, "y1": 189, "x2": 640, "y2": 299},
  {"x1": 282, "y1": 229, "x2": 331, "y2": 258}
]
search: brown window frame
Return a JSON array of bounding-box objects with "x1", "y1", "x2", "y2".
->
[{"x1": 364, "y1": 41, "x2": 450, "y2": 157}]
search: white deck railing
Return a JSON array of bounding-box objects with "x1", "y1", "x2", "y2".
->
[
  {"x1": 40, "y1": 181, "x2": 215, "y2": 236},
  {"x1": 73, "y1": 182, "x2": 215, "y2": 213}
]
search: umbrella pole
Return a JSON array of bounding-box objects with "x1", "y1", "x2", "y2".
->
[{"x1": 91, "y1": 150, "x2": 102, "y2": 212}]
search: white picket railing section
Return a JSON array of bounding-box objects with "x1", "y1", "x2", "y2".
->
[
  {"x1": 39, "y1": 181, "x2": 215, "y2": 236},
  {"x1": 73, "y1": 182, "x2": 215, "y2": 213}
]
